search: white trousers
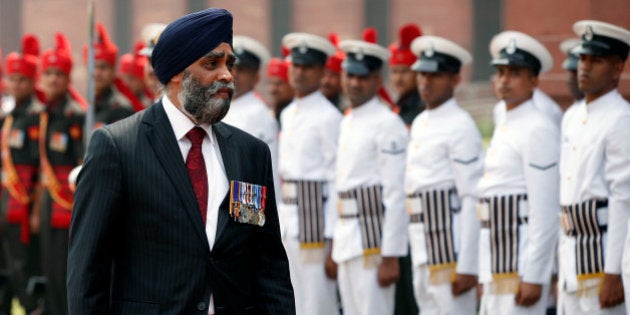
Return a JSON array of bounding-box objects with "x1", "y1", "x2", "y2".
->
[
  {"x1": 283, "y1": 237, "x2": 339, "y2": 315},
  {"x1": 479, "y1": 283, "x2": 549, "y2": 315},
  {"x1": 558, "y1": 289, "x2": 626, "y2": 315},
  {"x1": 337, "y1": 256, "x2": 395, "y2": 315},
  {"x1": 411, "y1": 264, "x2": 476, "y2": 315},
  {"x1": 623, "y1": 220, "x2": 630, "y2": 315}
]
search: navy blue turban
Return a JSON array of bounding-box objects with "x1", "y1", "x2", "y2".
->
[{"x1": 152, "y1": 8, "x2": 233, "y2": 84}]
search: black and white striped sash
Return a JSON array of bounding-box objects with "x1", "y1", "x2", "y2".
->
[
  {"x1": 479, "y1": 194, "x2": 528, "y2": 275},
  {"x1": 338, "y1": 185, "x2": 385, "y2": 255},
  {"x1": 561, "y1": 199, "x2": 608, "y2": 277},
  {"x1": 407, "y1": 188, "x2": 459, "y2": 267},
  {"x1": 282, "y1": 180, "x2": 327, "y2": 248}
]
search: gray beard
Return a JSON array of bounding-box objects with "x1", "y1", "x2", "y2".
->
[{"x1": 177, "y1": 71, "x2": 234, "y2": 124}]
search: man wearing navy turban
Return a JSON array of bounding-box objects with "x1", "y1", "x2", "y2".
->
[{"x1": 67, "y1": 8, "x2": 295, "y2": 314}]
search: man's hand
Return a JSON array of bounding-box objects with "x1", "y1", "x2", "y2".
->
[
  {"x1": 324, "y1": 252, "x2": 338, "y2": 279},
  {"x1": 377, "y1": 257, "x2": 400, "y2": 287},
  {"x1": 514, "y1": 282, "x2": 542, "y2": 306},
  {"x1": 451, "y1": 273, "x2": 478, "y2": 296},
  {"x1": 599, "y1": 273, "x2": 625, "y2": 308}
]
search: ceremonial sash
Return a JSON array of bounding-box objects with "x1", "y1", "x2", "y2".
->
[
  {"x1": 561, "y1": 199, "x2": 607, "y2": 296},
  {"x1": 1, "y1": 116, "x2": 36, "y2": 243},
  {"x1": 282, "y1": 180, "x2": 327, "y2": 249},
  {"x1": 407, "y1": 188, "x2": 460, "y2": 284},
  {"x1": 338, "y1": 185, "x2": 385, "y2": 257},
  {"x1": 478, "y1": 194, "x2": 528, "y2": 294},
  {"x1": 39, "y1": 113, "x2": 74, "y2": 228}
]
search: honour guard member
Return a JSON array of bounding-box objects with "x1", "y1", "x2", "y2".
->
[
  {"x1": 477, "y1": 31, "x2": 560, "y2": 314},
  {"x1": 119, "y1": 41, "x2": 153, "y2": 107},
  {"x1": 1, "y1": 34, "x2": 45, "y2": 314},
  {"x1": 406, "y1": 35, "x2": 482, "y2": 315},
  {"x1": 222, "y1": 35, "x2": 280, "y2": 202},
  {"x1": 266, "y1": 54, "x2": 293, "y2": 124},
  {"x1": 38, "y1": 33, "x2": 86, "y2": 315},
  {"x1": 139, "y1": 23, "x2": 167, "y2": 103},
  {"x1": 560, "y1": 38, "x2": 585, "y2": 107},
  {"x1": 389, "y1": 24, "x2": 424, "y2": 127},
  {"x1": 279, "y1": 32, "x2": 342, "y2": 315},
  {"x1": 321, "y1": 33, "x2": 347, "y2": 112},
  {"x1": 560, "y1": 20, "x2": 630, "y2": 315},
  {"x1": 331, "y1": 36, "x2": 409, "y2": 315},
  {"x1": 87, "y1": 22, "x2": 143, "y2": 128}
]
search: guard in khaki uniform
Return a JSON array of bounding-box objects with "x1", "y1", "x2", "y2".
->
[
  {"x1": 1, "y1": 34, "x2": 45, "y2": 314},
  {"x1": 559, "y1": 20, "x2": 630, "y2": 315},
  {"x1": 38, "y1": 33, "x2": 87, "y2": 315},
  {"x1": 222, "y1": 35, "x2": 280, "y2": 203},
  {"x1": 278, "y1": 32, "x2": 341, "y2": 315},
  {"x1": 331, "y1": 37, "x2": 409, "y2": 315},
  {"x1": 405, "y1": 35, "x2": 482, "y2": 315},
  {"x1": 477, "y1": 31, "x2": 560, "y2": 315}
]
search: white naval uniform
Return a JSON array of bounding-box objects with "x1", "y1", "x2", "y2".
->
[
  {"x1": 222, "y1": 90, "x2": 280, "y2": 202},
  {"x1": 493, "y1": 88, "x2": 562, "y2": 129},
  {"x1": 333, "y1": 97, "x2": 409, "y2": 315},
  {"x1": 405, "y1": 98, "x2": 483, "y2": 315},
  {"x1": 559, "y1": 90, "x2": 630, "y2": 315},
  {"x1": 478, "y1": 100, "x2": 560, "y2": 315},
  {"x1": 277, "y1": 90, "x2": 342, "y2": 315}
]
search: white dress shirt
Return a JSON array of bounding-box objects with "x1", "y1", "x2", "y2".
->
[
  {"x1": 478, "y1": 99, "x2": 560, "y2": 284},
  {"x1": 278, "y1": 90, "x2": 342, "y2": 238},
  {"x1": 405, "y1": 98, "x2": 483, "y2": 275},
  {"x1": 162, "y1": 95, "x2": 229, "y2": 314},
  {"x1": 560, "y1": 89, "x2": 630, "y2": 275},
  {"x1": 222, "y1": 90, "x2": 280, "y2": 202},
  {"x1": 332, "y1": 96, "x2": 409, "y2": 262}
]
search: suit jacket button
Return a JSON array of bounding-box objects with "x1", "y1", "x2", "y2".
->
[{"x1": 197, "y1": 302, "x2": 207, "y2": 311}]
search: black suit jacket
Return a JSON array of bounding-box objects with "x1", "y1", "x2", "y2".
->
[{"x1": 67, "y1": 101, "x2": 295, "y2": 315}]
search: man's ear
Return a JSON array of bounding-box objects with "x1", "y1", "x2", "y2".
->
[{"x1": 170, "y1": 72, "x2": 184, "y2": 84}]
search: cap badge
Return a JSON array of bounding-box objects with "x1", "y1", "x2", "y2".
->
[
  {"x1": 48, "y1": 55, "x2": 57, "y2": 62},
  {"x1": 355, "y1": 48, "x2": 364, "y2": 61},
  {"x1": 298, "y1": 41, "x2": 308, "y2": 54},
  {"x1": 584, "y1": 25, "x2": 594, "y2": 41},
  {"x1": 424, "y1": 42, "x2": 435, "y2": 57},
  {"x1": 235, "y1": 47, "x2": 244, "y2": 55},
  {"x1": 506, "y1": 38, "x2": 517, "y2": 54}
]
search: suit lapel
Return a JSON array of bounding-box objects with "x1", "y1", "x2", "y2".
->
[
  {"x1": 213, "y1": 122, "x2": 235, "y2": 243},
  {"x1": 143, "y1": 102, "x2": 210, "y2": 249}
]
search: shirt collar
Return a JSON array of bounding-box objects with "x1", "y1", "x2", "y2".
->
[
  {"x1": 505, "y1": 98, "x2": 534, "y2": 121},
  {"x1": 426, "y1": 97, "x2": 457, "y2": 116},
  {"x1": 582, "y1": 89, "x2": 619, "y2": 114},
  {"x1": 348, "y1": 96, "x2": 380, "y2": 117},
  {"x1": 293, "y1": 90, "x2": 325, "y2": 108},
  {"x1": 162, "y1": 95, "x2": 213, "y2": 143}
]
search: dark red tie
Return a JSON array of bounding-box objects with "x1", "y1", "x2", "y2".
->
[{"x1": 186, "y1": 127, "x2": 208, "y2": 224}]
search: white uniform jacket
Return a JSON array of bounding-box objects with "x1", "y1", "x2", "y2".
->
[
  {"x1": 333, "y1": 97, "x2": 409, "y2": 263},
  {"x1": 405, "y1": 98, "x2": 483, "y2": 275},
  {"x1": 222, "y1": 90, "x2": 280, "y2": 201},
  {"x1": 560, "y1": 89, "x2": 630, "y2": 278},
  {"x1": 278, "y1": 90, "x2": 343, "y2": 239},
  {"x1": 478, "y1": 100, "x2": 560, "y2": 284}
]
